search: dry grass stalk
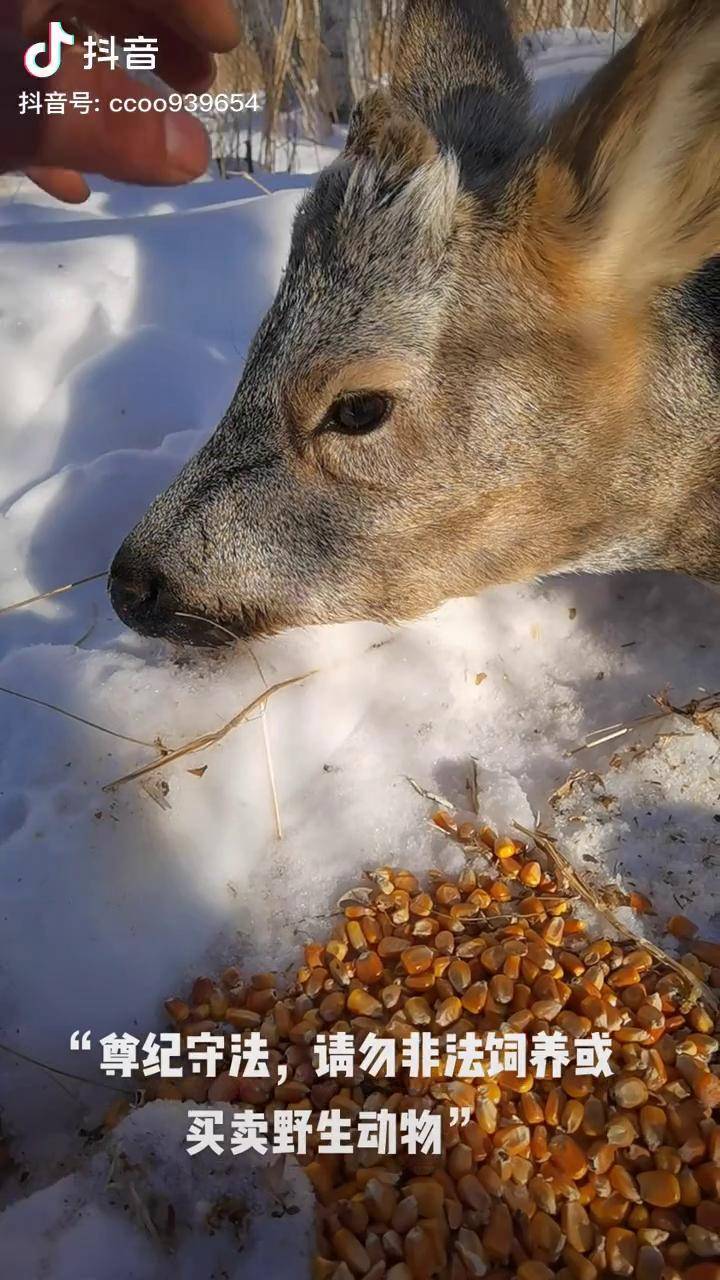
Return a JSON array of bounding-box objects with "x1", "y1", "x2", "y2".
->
[
  {"x1": 235, "y1": 171, "x2": 273, "y2": 195},
  {"x1": 0, "y1": 570, "x2": 106, "y2": 617},
  {"x1": 244, "y1": 639, "x2": 284, "y2": 842},
  {"x1": 405, "y1": 776, "x2": 453, "y2": 810},
  {"x1": 515, "y1": 824, "x2": 719, "y2": 1015},
  {"x1": 0, "y1": 684, "x2": 161, "y2": 750},
  {"x1": 568, "y1": 709, "x2": 673, "y2": 756},
  {"x1": 164, "y1": 612, "x2": 285, "y2": 837},
  {"x1": 103, "y1": 670, "x2": 315, "y2": 791},
  {"x1": 653, "y1": 689, "x2": 720, "y2": 739},
  {"x1": 569, "y1": 689, "x2": 720, "y2": 757},
  {"x1": 261, "y1": 711, "x2": 283, "y2": 840},
  {"x1": 248, "y1": 0, "x2": 298, "y2": 170},
  {"x1": 213, "y1": 0, "x2": 654, "y2": 180},
  {"x1": 293, "y1": 0, "x2": 333, "y2": 140},
  {"x1": 0, "y1": 1040, "x2": 135, "y2": 1096}
]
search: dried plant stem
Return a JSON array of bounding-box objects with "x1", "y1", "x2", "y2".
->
[
  {"x1": 0, "y1": 685, "x2": 160, "y2": 750},
  {"x1": 242, "y1": 638, "x2": 284, "y2": 841},
  {"x1": 103, "y1": 670, "x2": 315, "y2": 791},
  {"x1": 426, "y1": 806, "x2": 717, "y2": 1014},
  {"x1": 569, "y1": 688, "x2": 720, "y2": 756},
  {"x1": 0, "y1": 571, "x2": 106, "y2": 617},
  {"x1": 568, "y1": 708, "x2": 672, "y2": 755},
  {"x1": 174, "y1": 612, "x2": 284, "y2": 839},
  {"x1": 233, "y1": 170, "x2": 272, "y2": 196},
  {"x1": 514, "y1": 823, "x2": 719, "y2": 1013},
  {"x1": 245, "y1": 645, "x2": 284, "y2": 840},
  {"x1": 405, "y1": 776, "x2": 454, "y2": 809},
  {"x1": 261, "y1": 711, "x2": 283, "y2": 840},
  {"x1": 0, "y1": 1041, "x2": 135, "y2": 1096}
]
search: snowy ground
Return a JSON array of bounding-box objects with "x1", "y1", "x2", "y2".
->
[{"x1": 1, "y1": 31, "x2": 719, "y2": 1278}]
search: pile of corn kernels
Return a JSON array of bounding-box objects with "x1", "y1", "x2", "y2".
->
[{"x1": 144, "y1": 820, "x2": 720, "y2": 1280}]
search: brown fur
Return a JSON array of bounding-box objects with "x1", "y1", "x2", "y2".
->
[
  {"x1": 109, "y1": 0, "x2": 720, "y2": 646},
  {"x1": 549, "y1": 0, "x2": 720, "y2": 298}
]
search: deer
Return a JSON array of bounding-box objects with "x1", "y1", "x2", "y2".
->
[{"x1": 109, "y1": 0, "x2": 720, "y2": 647}]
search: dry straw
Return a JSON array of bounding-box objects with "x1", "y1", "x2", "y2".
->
[
  {"x1": 103, "y1": 670, "x2": 315, "y2": 790},
  {"x1": 0, "y1": 570, "x2": 106, "y2": 617}
]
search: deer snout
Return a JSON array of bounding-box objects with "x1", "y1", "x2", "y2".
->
[
  {"x1": 109, "y1": 546, "x2": 173, "y2": 636},
  {"x1": 109, "y1": 544, "x2": 230, "y2": 647},
  {"x1": 109, "y1": 547, "x2": 158, "y2": 613}
]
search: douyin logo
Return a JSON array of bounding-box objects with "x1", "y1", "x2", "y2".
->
[{"x1": 24, "y1": 20, "x2": 76, "y2": 79}]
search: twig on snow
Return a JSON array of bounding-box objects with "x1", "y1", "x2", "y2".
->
[
  {"x1": 0, "y1": 685, "x2": 161, "y2": 750},
  {"x1": 174, "y1": 611, "x2": 284, "y2": 839},
  {"x1": 0, "y1": 571, "x2": 106, "y2": 617},
  {"x1": 0, "y1": 1041, "x2": 136, "y2": 1096},
  {"x1": 103, "y1": 670, "x2": 315, "y2": 791}
]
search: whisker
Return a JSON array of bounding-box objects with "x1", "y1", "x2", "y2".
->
[{"x1": 173, "y1": 611, "x2": 242, "y2": 644}]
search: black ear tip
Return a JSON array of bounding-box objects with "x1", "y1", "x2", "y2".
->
[{"x1": 391, "y1": 0, "x2": 530, "y2": 166}]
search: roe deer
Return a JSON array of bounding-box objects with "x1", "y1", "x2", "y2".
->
[{"x1": 110, "y1": 0, "x2": 720, "y2": 645}]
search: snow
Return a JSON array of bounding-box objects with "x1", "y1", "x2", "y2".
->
[
  {"x1": 1, "y1": 31, "x2": 719, "y2": 1276},
  {"x1": 521, "y1": 28, "x2": 621, "y2": 115},
  {"x1": 0, "y1": 1104, "x2": 314, "y2": 1278},
  {"x1": 552, "y1": 709, "x2": 720, "y2": 939},
  {"x1": 208, "y1": 108, "x2": 350, "y2": 176}
]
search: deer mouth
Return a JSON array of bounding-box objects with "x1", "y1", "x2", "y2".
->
[{"x1": 108, "y1": 562, "x2": 239, "y2": 648}]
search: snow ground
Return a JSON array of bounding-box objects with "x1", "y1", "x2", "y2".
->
[{"x1": 1, "y1": 31, "x2": 719, "y2": 1277}]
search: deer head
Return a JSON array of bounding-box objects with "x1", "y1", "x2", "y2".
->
[{"x1": 110, "y1": 0, "x2": 720, "y2": 645}]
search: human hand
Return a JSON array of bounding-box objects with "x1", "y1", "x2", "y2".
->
[{"x1": 1, "y1": 0, "x2": 239, "y2": 201}]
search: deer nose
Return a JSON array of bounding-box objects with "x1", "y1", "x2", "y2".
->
[
  {"x1": 108, "y1": 549, "x2": 165, "y2": 625},
  {"x1": 109, "y1": 547, "x2": 229, "y2": 646}
]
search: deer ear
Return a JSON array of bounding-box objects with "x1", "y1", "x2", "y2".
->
[
  {"x1": 390, "y1": 0, "x2": 529, "y2": 175},
  {"x1": 547, "y1": 0, "x2": 720, "y2": 303},
  {"x1": 346, "y1": 88, "x2": 439, "y2": 175},
  {"x1": 343, "y1": 89, "x2": 461, "y2": 254}
]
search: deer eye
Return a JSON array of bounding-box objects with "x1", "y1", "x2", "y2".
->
[{"x1": 326, "y1": 393, "x2": 392, "y2": 435}]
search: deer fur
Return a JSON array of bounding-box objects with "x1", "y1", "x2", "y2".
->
[{"x1": 110, "y1": 0, "x2": 720, "y2": 645}]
